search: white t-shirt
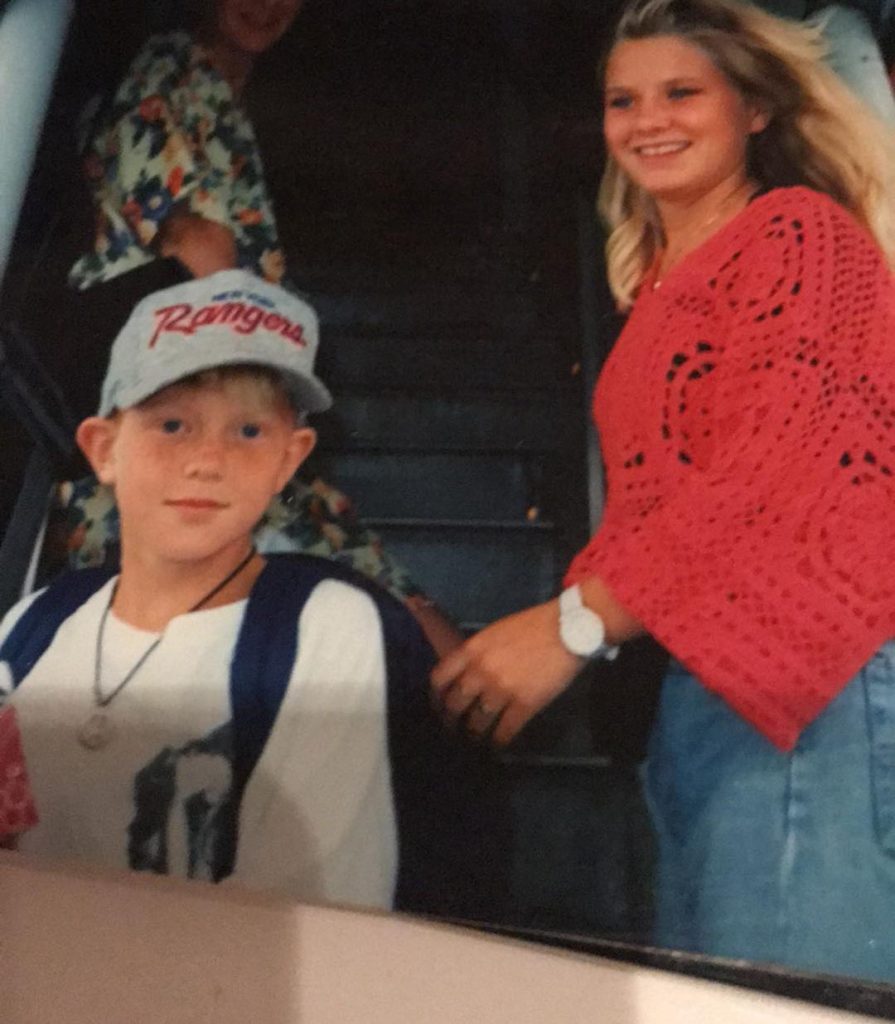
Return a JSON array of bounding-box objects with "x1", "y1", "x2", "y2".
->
[{"x1": 0, "y1": 577, "x2": 397, "y2": 909}]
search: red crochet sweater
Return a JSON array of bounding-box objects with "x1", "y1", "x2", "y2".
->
[{"x1": 565, "y1": 186, "x2": 895, "y2": 750}]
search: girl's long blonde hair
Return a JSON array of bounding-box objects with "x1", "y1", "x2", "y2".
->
[{"x1": 601, "y1": 0, "x2": 895, "y2": 309}]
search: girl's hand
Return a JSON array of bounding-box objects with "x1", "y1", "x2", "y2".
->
[{"x1": 431, "y1": 599, "x2": 583, "y2": 745}]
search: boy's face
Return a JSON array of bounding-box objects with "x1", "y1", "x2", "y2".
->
[{"x1": 77, "y1": 376, "x2": 315, "y2": 566}]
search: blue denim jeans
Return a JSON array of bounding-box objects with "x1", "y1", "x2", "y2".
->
[{"x1": 643, "y1": 642, "x2": 895, "y2": 982}]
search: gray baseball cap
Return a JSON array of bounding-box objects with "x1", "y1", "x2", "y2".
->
[{"x1": 98, "y1": 269, "x2": 333, "y2": 416}]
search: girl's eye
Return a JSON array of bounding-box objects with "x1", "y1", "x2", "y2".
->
[
  {"x1": 668, "y1": 86, "x2": 699, "y2": 100},
  {"x1": 606, "y1": 94, "x2": 633, "y2": 110},
  {"x1": 161, "y1": 419, "x2": 183, "y2": 435},
  {"x1": 240, "y1": 423, "x2": 262, "y2": 439}
]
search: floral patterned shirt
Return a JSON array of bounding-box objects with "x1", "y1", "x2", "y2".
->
[{"x1": 69, "y1": 31, "x2": 285, "y2": 290}]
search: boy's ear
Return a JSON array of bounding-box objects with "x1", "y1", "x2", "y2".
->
[
  {"x1": 275, "y1": 426, "x2": 317, "y2": 492},
  {"x1": 76, "y1": 417, "x2": 119, "y2": 485}
]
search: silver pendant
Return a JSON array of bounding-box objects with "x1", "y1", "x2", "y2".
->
[{"x1": 77, "y1": 712, "x2": 115, "y2": 751}]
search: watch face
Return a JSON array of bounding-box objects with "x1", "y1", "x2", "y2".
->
[{"x1": 561, "y1": 606, "x2": 606, "y2": 658}]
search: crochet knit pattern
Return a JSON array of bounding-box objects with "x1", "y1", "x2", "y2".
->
[{"x1": 566, "y1": 187, "x2": 895, "y2": 750}]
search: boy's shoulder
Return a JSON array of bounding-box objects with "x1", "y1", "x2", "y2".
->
[
  {"x1": 0, "y1": 569, "x2": 115, "y2": 687},
  {"x1": 246, "y1": 554, "x2": 434, "y2": 673},
  {"x1": 0, "y1": 554, "x2": 392, "y2": 634},
  {"x1": 257, "y1": 553, "x2": 418, "y2": 624}
]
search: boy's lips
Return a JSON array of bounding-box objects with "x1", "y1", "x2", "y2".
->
[{"x1": 165, "y1": 499, "x2": 228, "y2": 510}]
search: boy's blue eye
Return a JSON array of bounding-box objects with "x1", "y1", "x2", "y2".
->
[
  {"x1": 161, "y1": 419, "x2": 183, "y2": 434},
  {"x1": 240, "y1": 423, "x2": 262, "y2": 439},
  {"x1": 607, "y1": 94, "x2": 633, "y2": 110},
  {"x1": 668, "y1": 86, "x2": 699, "y2": 100}
]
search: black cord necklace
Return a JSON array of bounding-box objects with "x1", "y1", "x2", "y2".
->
[{"x1": 77, "y1": 546, "x2": 257, "y2": 751}]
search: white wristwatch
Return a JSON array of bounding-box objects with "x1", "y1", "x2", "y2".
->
[{"x1": 558, "y1": 585, "x2": 619, "y2": 661}]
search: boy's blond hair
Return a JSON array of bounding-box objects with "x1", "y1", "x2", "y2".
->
[{"x1": 138, "y1": 365, "x2": 309, "y2": 426}]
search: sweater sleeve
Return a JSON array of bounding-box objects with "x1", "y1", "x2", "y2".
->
[{"x1": 566, "y1": 189, "x2": 895, "y2": 749}]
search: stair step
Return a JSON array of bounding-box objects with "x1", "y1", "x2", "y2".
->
[
  {"x1": 300, "y1": 286, "x2": 537, "y2": 333},
  {"x1": 500, "y1": 755, "x2": 614, "y2": 770},
  {"x1": 315, "y1": 392, "x2": 566, "y2": 453},
  {"x1": 281, "y1": 220, "x2": 539, "y2": 289},
  {"x1": 365, "y1": 517, "x2": 554, "y2": 531},
  {"x1": 321, "y1": 451, "x2": 550, "y2": 521},
  {"x1": 372, "y1": 523, "x2": 558, "y2": 623},
  {"x1": 316, "y1": 328, "x2": 569, "y2": 391}
]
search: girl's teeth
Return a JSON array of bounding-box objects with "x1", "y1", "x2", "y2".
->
[{"x1": 638, "y1": 143, "x2": 688, "y2": 156}]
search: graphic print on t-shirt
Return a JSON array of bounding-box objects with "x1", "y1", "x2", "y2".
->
[{"x1": 128, "y1": 721, "x2": 234, "y2": 879}]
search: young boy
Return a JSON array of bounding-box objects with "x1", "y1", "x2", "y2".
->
[{"x1": 0, "y1": 269, "x2": 505, "y2": 918}]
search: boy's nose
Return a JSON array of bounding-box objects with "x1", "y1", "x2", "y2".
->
[{"x1": 184, "y1": 436, "x2": 227, "y2": 479}]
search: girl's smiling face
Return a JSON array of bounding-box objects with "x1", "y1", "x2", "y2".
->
[{"x1": 603, "y1": 35, "x2": 768, "y2": 206}]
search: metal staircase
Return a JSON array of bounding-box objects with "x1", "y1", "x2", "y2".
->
[{"x1": 258, "y1": 0, "x2": 654, "y2": 939}]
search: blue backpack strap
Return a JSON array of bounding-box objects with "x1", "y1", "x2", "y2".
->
[
  {"x1": 228, "y1": 553, "x2": 340, "y2": 795},
  {"x1": 214, "y1": 553, "x2": 349, "y2": 880},
  {"x1": 0, "y1": 568, "x2": 114, "y2": 687},
  {"x1": 216, "y1": 551, "x2": 510, "y2": 910}
]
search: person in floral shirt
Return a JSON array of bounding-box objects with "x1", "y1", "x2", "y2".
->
[
  {"x1": 61, "y1": 0, "x2": 463, "y2": 655},
  {"x1": 69, "y1": 20, "x2": 286, "y2": 290}
]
